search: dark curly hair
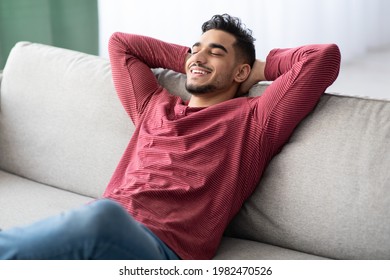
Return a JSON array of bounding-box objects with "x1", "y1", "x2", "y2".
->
[{"x1": 202, "y1": 14, "x2": 256, "y2": 66}]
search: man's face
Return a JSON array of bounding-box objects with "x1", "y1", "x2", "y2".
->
[{"x1": 185, "y1": 29, "x2": 239, "y2": 95}]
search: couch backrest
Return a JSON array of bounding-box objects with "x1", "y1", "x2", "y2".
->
[
  {"x1": 227, "y1": 94, "x2": 390, "y2": 259},
  {"x1": 0, "y1": 42, "x2": 133, "y2": 198}
]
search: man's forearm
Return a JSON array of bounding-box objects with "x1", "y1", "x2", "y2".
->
[
  {"x1": 109, "y1": 32, "x2": 190, "y2": 73},
  {"x1": 108, "y1": 33, "x2": 190, "y2": 124}
]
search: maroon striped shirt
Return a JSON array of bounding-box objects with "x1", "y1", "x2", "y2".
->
[{"x1": 104, "y1": 32, "x2": 340, "y2": 259}]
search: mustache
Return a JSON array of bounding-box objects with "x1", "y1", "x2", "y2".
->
[{"x1": 189, "y1": 62, "x2": 212, "y2": 72}]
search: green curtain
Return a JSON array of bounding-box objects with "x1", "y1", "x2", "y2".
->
[{"x1": 0, "y1": 0, "x2": 98, "y2": 69}]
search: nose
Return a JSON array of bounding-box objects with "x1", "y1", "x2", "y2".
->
[{"x1": 191, "y1": 50, "x2": 207, "y2": 65}]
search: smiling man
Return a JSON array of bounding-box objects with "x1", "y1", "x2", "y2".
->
[
  {"x1": 103, "y1": 14, "x2": 340, "y2": 260},
  {"x1": 185, "y1": 29, "x2": 252, "y2": 105},
  {"x1": 0, "y1": 14, "x2": 340, "y2": 260}
]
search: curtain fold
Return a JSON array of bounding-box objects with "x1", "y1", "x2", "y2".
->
[{"x1": 0, "y1": 0, "x2": 98, "y2": 69}]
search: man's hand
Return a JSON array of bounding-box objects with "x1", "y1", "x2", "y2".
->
[{"x1": 237, "y1": 59, "x2": 266, "y2": 96}]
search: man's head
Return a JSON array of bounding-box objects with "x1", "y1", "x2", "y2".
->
[
  {"x1": 202, "y1": 14, "x2": 256, "y2": 67},
  {"x1": 185, "y1": 14, "x2": 256, "y2": 104}
]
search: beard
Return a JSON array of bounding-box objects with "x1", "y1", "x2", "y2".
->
[{"x1": 185, "y1": 81, "x2": 217, "y2": 95}]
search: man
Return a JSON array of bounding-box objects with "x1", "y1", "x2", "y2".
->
[{"x1": 0, "y1": 14, "x2": 340, "y2": 260}]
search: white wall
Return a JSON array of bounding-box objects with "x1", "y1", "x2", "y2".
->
[
  {"x1": 98, "y1": 0, "x2": 390, "y2": 98},
  {"x1": 98, "y1": 0, "x2": 390, "y2": 62}
]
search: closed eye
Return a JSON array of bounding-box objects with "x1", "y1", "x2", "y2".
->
[
  {"x1": 209, "y1": 43, "x2": 228, "y2": 54},
  {"x1": 210, "y1": 51, "x2": 224, "y2": 56},
  {"x1": 191, "y1": 42, "x2": 228, "y2": 56}
]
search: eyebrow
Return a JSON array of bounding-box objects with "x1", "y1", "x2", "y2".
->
[{"x1": 192, "y1": 42, "x2": 228, "y2": 53}]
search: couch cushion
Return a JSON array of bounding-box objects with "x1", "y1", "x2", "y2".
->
[
  {"x1": 0, "y1": 170, "x2": 93, "y2": 229},
  {"x1": 227, "y1": 94, "x2": 390, "y2": 259},
  {"x1": 214, "y1": 237, "x2": 327, "y2": 260},
  {"x1": 0, "y1": 42, "x2": 132, "y2": 198}
]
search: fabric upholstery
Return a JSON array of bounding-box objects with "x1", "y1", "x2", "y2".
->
[
  {"x1": 215, "y1": 237, "x2": 327, "y2": 260},
  {"x1": 226, "y1": 95, "x2": 390, "y2": 259},
  {"x1": 0, "y1": 42, "x2": 132, "y2": 198},
  {"x1": 0, "y1": 170, "x2": 93, "y2": 229}
]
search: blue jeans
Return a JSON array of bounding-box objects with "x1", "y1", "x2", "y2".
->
[{"x1": 0, "y1": 199, "x2": 179, "y2": 260}]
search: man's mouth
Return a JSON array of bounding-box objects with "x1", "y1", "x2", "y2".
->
[
  {"x1": 189, "y1": 63, "x2": 212, "y2": 76},
  {"x1": 190, "y1": 66, "x2": 212, "y2": 76},
  {"x1": 191, "y1": 69, "x2": 209, "y2": 75}
]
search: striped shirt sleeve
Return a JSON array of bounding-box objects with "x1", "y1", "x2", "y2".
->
[
  {"x1": 108, "y1": 32, "x2": 190, "y2": 125},
  {"x1": 252, "y1": 44, "x2": 341, "y2": 152}
]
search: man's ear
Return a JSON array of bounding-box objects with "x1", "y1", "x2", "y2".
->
[{"x1": 234, "y1": 64, "x2": 251, "y2": 83}]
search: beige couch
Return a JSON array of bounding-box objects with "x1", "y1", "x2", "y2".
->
[{"x1": 1, "y1": 42, "x2": 389, "y2": 259}]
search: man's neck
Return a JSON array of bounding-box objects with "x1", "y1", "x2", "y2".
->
[{"x1": 188, "y1": 91, "x2": 236, "y2": 107}]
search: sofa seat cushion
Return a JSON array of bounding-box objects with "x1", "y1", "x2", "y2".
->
[
  {"x1": 214, "y1": 237, "x2": 327, "y2": 260},
  {"x1": 0, "y1": 170, "x2": 94, "y2": 230}
]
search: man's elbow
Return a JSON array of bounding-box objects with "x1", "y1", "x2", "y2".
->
[
  {"x1": 108, "y1": 32, "x2": 127, "y2": 58},
  {"x1": 319, "y1": 44, "x2": 341, "y2": 83}
]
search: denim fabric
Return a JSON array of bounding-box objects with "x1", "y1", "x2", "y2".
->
[{"x1": 0, "y1": 199, "x2": 179, "y2": 260}]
